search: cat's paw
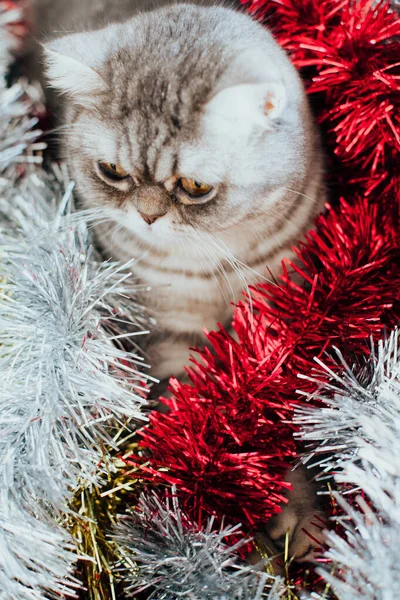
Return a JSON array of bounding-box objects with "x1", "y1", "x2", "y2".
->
[
  {"x1": 265, "y1": 506, "x2": 327, "y2": 563},
  {"x1": 149, "y1": 373, "x2": 191, "y2": 412}
]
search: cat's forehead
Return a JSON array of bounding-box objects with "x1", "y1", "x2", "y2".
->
[
  {"x1": 61, "y1": 5, "x2": 297, "y2": 182},
  {"x1": 100, "y1": 9, "x2": 235, "y2": 126},
  {"x1": 50, "y1": 3, "x2": 290, "y2": 148}
]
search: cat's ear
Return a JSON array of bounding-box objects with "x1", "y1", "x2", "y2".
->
[
  {"x1": 42, "y1": 27, "x2": 117, "y2": 105},
  {"x1": 205, "y1": 82, "x2": 287, "y2": 131}
]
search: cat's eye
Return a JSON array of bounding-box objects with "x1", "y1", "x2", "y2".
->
[
  {"x1": 179, "y1": 178, "x2": 213, "y2": 198},
  {"x1": 98, "y1": 161, "x2": 131, "y2": 181}
]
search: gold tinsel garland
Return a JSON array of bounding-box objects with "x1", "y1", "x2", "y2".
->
[{"x1": 66, "y1": 433, "x2": 143, "y2": 600}]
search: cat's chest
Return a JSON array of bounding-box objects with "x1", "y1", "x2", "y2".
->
[
  {"x1": 133, "y1": 251, "x2": 241, "y2": 327},
  {"x1": 140, "y1": 268, "x2": 237, "y2": 335},
  {"x1": 104, "y1": 227, "x2": 245, "y2": 332}
]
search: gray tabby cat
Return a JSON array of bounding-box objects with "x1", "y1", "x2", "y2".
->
[{"x1": 28, "y1": 0, "x2": 326, "y2": 564}]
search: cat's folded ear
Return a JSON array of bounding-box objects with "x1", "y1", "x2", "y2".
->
[
  {"x1": 42, "y1": 26, "x2": 118, "y2": 106},
  {"x1": 204, "y1": 82, "x2": 287, "y2": 133}
]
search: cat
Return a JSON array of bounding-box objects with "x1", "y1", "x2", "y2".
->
[{"x1": 28, "y1": 0, "x2": 326, "y2": 563}]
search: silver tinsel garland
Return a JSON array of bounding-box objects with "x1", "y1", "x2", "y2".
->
[
  {"x1": 0, "y1": 5, "x2": 151, "y2": 598},
  {"x1": 297, "y1": 329, "x2": 400, "y2": 600},
  {"x1": 115, "y1": 488, "x2": 283, "y2": 600}
]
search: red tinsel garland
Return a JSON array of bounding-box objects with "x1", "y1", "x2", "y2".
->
[
  {"x1": 131, "y1": 0, "x2": 400, "y2": 547},
  {"x1": 246, "y1": 0, "x2": 400, "y2": 198}
]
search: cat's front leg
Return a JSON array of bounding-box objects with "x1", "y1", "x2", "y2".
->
[
  {"x1": 262, "y1": 465, "x2": 327, "y2": 563},
  {"x1": 145, "y1": 331, "x2": 203, "y2": 400}
]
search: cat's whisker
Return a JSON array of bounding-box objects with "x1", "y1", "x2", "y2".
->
[
  {"x1": 184, "y1": 228, "x2": 231, "y2": 307},
  {"x1": 190, "y1": 231, "x2": 235, "y2": 302},
  {"x1": 57, "y1": 206, "x2": 118, "y2": 235},
  {"x1": 282, "y1": 186, "x2": 323, "y2": 206},
  {"x1": 203, "y1": 233, "x2": 249, "y2": 297},
  {"x1": 189, "y1": 227, "x2": 236, "y2": 304},
  {"x1": 203, "y1": 231, "x2": 255, "y2": 312},
  {"x1": 41, "y1": 123, "x2": 80, "y2": 137},
  {"x1": 213, "y1": 231, "x2": 274, "y2": 284},
  {"x1": 111, "y1": 222, "x2": 124, "y2": 244}
]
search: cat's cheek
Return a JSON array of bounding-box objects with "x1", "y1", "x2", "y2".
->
[
  {"x1": 150, "y1": 214, "x2": 189, "y2": 243},
  {"x1": 116, "y1": 207, "x2": 151, "y2": 234}
]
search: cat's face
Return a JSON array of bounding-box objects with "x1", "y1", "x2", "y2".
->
[{"x1": 44, "y1": 4, "x2": 313, "y2": 249}]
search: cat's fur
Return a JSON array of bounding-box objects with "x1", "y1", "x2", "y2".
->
[
  {"x1": 29, "y1": 0, "x2": 325, "y2": 380},
  {"x1": 28, "y1": 0, "x2": 326, "y2": 561}
]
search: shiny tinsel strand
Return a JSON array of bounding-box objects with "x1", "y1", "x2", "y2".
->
[
  {"x1": 295, "y1": 330, "x2": 400, "y2": 475},
  {"x1": 114, "y1": 488, "x2": 284, "y2": 600},
  {"x1": 67, "y1": 439, "x2": 144, "y2": 600},
  {"x1": 297, "y1": 329, "x2": 400, "y2": 599},
  {"x1": 0, "y1": 5, "x2": 151, "y2": 598},
  {"x1": 0, "y1": 2, "x2": 45, "y2": 170}
]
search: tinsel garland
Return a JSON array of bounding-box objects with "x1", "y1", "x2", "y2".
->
[
  {"x1": 0, "y1": 3, "x2": 150, "y2": 597},
  {"x1": 2, "y1": 0, "x2": 400, "y2": 598},
  {"x1": 125, "y1": 0, "x2": 400, "y2": 598},
  {"x1": 296, "y1": 329, "x2": 400, "y2": 599},
  {"x1": 114, "y1": 488, "x2": 278, "y2": 599}
]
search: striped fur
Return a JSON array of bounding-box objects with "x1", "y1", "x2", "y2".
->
[{"x1": 32, "y1": 0, "x2": 326, "y2": 381}]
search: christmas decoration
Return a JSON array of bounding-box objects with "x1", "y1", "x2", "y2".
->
[
  {"x1": 2, "y1": 0, "x2": 400, "y2": 598},
  {"x1": 297, "y1": 329, "x2": 400, "y2": 600},
  {"x1": 67, "y1": 442, "x2": 144, "y2": 600},
  {"x1": 131, "y1": 366, "x2": 296, "y2": 528},
  {"x1": 115, "y1": 487, "x2": 281, "y2": 599},
  {"x1": 0, "y1": 3, "x2": 150, "y2": 598}
]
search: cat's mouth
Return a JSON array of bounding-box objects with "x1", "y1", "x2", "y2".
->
[{"x1": 116, "y1": 209, "x2": 189, "y2": 241}]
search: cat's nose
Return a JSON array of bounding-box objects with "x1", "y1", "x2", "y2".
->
[
  {"x1": 136, "y1": 185, "x2": 169, "y2": 225},
  {"x1": 138, "y1": 211, "x2": 165, "y2": 225}
]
